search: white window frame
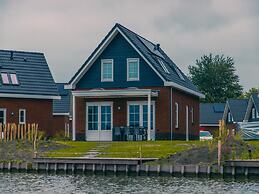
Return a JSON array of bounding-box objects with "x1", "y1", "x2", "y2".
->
[
  {"x1": 86, "y1": 102, "x2": 113, "y2": 131},
  {"x1": 191, "y1": 107, "x2": 194, "y2": 124},
  {"x1": 252, "y1": 108, "x2": 256, "y2": 119},
  {"x1": 101, "y1": 59, "x2": 114, "y2": 82},
  {"x1": 175, "y1": 103, "x2": 179, "y2": 128},
  {"x1": 127, "y1": 101, "x2": 155, "y2": 130},
  {"x1": 0, "y1": 108, "x2": 6, "y2": 124},
  {"x1": 228, "y1": 112, "x2": 233, "y2": 123},
  {"x1": 19, "y1": 109, "x2": 26, "y2": 124},
  {"x1": 127, "y1": 58, "x2": 139, "y2": 81},
  {"x1": 10, "y1": 73, "x2": 19, "y2": 85}
]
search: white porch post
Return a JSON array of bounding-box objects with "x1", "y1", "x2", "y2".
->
[
  {"x1": 72, "y1": 94, "x2": 76, "y2": 141},
  {"x1": 147, "y1": 92, "x2": 151, "y2": 140}
]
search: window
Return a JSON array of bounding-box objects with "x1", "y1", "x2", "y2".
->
[
  {"x1": 0, "y1": 109, "x2": 6, "y2": 124},
  {"x1": 158, "y1": 58, "x2": 169, "y2": 73},
  {"x1": 10, "y1": 74, "x2": 19, "y2": 85},
  {"x1": 87, "y1": 106, "x2": 99, "y2": 130},
  {"x1": 174, "y1": 67, "x2": 185, "y2": 81},
  {"x1": 128, "y1": 101, "x2": 155, "y2": 129},
  {"x1": 101, "y1": 106, "x2": 111, "y2": 130},
  {"x1": 257, "y1": 110, "x2": 259, "y2": 119},
  {"x1": 175, "y1": 103, "x2": 179, "y2": 128},
  {"x1": 127, "y1": 58, "x2": 139, "y2": 81},
  {"x1": 101, "y1": 59, "x2": 113, "y2": 82},
  {"x1": 252, "y1": 108, "x2": 256, "y2": 119},
  {"x1": 191, "y1": 107, "x2": 194, "y2": 124},
  {"x1": 228, "y1": 112, "x2": 233, "y2": 123},
  {"x1": 19, "y1": 109, "x2": 26, "y2": 124},
  {"x1": 1, "y1": 73, "x2": 10, "y2": 84}
]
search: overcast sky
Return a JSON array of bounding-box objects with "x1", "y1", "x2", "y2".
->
[{"x1": 1, "y1": 0, "x2": 258, "y2": 91}]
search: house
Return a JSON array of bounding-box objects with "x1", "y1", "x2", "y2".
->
[
  {"x1": 0, "y1": 50, "x2": 60, "y2": 136},
  {"x1": 222, "y1": 99, "x2": 249, "y2": 130},
  {"x1": 241, "y1": 93, "x2": 259, "y2": 140},
  {"x1": 200, "y1": 103, "x2": 225, "y2": 135},
  {"x1": 53, "y1": 83, "x2": 71, "y2": 136},
  {"x1": 65, "y1": 23, "x2": 204, "y2": 141}
]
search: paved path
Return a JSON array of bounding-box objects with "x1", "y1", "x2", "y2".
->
[{"x1": 83, "y1": 143, "x2": 110, "y2": 158}]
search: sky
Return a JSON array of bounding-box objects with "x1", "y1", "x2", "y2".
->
[{"x1": 0, "y1": 0, "x2": 259, "y2": 91}]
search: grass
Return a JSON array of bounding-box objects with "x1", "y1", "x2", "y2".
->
[
  {"x1": 45, "y1": 141, "x2": 98, "y2": 157},
  {"x1": 98, "y1": 141, "x2": 206, "y2": 158}
]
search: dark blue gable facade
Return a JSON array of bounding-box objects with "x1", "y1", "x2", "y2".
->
[{"x1": 76, "y1": 33, "x2": 163, "y2": 89}]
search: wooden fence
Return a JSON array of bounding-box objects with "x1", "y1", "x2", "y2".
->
[{"x1": 0, "y1": 123, "x2": 40, "y2": 143}]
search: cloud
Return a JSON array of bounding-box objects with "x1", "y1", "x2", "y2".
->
[{"x1": 0, "y1": 0, "x2": 258, "y2": 90}]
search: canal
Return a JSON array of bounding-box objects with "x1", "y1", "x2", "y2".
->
[{"x1": 0, "y1": 173, "x2": 258, "y2": 193}]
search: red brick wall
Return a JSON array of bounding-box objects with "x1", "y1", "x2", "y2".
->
[
  {"x1": 53, "y1": 115, "x2": 70, "y2": 135},
  {"x1": 171, "y1": 88, "x2": 200, "y2": 139},
  {"x1": 74, "y1": 86, "x2": 200, "y2": 140},
  {"x1": 0, "y1": 97, "x2": 57, "y2": 136}
]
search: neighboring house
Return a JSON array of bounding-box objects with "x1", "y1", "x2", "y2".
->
[
  {"x1": 200, "y1": 103, "x2": 225, "y2": 135},
  {"x1": 241, "y1": 93, "x2": 259, "y2": 140},
  {"x1": 223, "y1": 99, "x2": 249, "y2": 129},
  {"x1": 0, "y1": 50, "x2": 60, "y2": 136},
  {"x1": 53, "y1": 83, "x2": 71, "y2": 136},
  {"x1": 65, "y1": 23, "x2": 204, "y2": 141}
]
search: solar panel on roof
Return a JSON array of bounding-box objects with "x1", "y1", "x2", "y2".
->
[
  {"x1": 213, "y1": 104, "x2": 225, "y2": 113},
  {"x1": 137, "y1": 36, "x2": 165, "y2": 59}
]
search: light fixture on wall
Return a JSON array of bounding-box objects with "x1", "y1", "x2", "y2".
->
[{"x1": 118, "y1": 106, "x2": 121, "y2": 110}]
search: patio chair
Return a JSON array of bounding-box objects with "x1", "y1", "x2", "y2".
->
[{"x1": 113, "y1": 127, "x2": 121, "y2": 141}]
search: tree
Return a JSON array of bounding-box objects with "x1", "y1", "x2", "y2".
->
[
  {"x1": 188, "y1": 54, "x2": 243, "y2": 103},
  {"x1": 239, "y1": 87, "x2": 259, "y2": 99}
]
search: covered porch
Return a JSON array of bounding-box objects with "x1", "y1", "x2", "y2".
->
[{"x1": 72, "y1": 88, "x2": 159, "y2": 141}]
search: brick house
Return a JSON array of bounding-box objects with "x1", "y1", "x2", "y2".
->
[
  {"x1": 65, "y1": 23, "x2": 204, "y2": 141},
  {"x1": 0, "y1": 50, "x2": 60, "y2": 136}
]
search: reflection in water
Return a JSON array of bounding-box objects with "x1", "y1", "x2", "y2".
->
[{"x1": 0, "y1": 172, "x2": 259, "y2": 194}]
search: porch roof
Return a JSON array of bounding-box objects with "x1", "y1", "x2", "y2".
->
[{"x1": 72, "y1": 88, "x2": 159, "y2": 98}]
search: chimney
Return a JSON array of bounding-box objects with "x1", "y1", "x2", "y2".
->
[
  {"x1": 154, "y1": 43, "x2": 160, "y2": 51},
  {"x1": 10, "y1": 51, "x2": 14, "y2": 60}
]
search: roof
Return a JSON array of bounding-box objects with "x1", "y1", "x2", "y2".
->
[
  {"x1": 227, "y1": 99, "x2": 249, "y2": 122},
  {"x1": 0, "y1": 50, "x2": 59, "y2": 99},
  {"x1": 200, "y1": 103, "x2": 225, "y2": 125},
  {"x1": 53, "y1": 83, "x2": 70, "y2": 114},
  {"x1": 67, "y1": 23, "x2": 204, "y2": 98}
]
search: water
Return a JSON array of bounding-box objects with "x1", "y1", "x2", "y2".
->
[{"x1": 0, "y1": 173, "x2": 259, "y2": 194}]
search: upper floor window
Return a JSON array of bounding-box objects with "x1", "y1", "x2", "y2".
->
[
  {"x1": 228, "y1": 112, "x2": 233, "y2": 123},
  {"x1": 175, "y1": 102, "x2": 179, "y2": 128},
  {"x1": 101, "y1": 59, "x2": 113, "y2": 82},
  {"x1": 127, "y1": 58, "x2": 139, "y2": 81},
  {"x1": 252, "y1": 108, "x2": 256, "y2": 119}
]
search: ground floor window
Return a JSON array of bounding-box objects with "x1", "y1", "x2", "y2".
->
[
  {"x1": 0, "y1": 108, "x2": 6, "y2": 124},
  {"x1": 19, "y1": 109, "x2": 26, "y2": 124},
  {"x1": 127, "y1": 101, "x2": 155, "y2": 129},
  {"x1": 86, "y1": 102, "x2": 113, "y2": 131}
]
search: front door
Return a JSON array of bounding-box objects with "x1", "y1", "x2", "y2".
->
[{"x1": 86, "y1": 102, "x2": 113, "y2": 141}]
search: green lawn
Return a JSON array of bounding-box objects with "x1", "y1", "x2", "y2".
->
[
  {"x1": 44, "y1": 141, "x2": 98, "y2": 157},
  {"x1": 45, "y1": 140, "x2": 206, "y2": 158},
  {"x1": 98, "y1": 141, "x2": 206, "y2": 158}
]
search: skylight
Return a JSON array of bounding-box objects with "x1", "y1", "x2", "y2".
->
[
  {"x1": 1, "y1": 72, "x2": 19, "y2": 85},
  {"x1": 157, "y1": 58, "x2": 169, "y2": 74},
  {"x1": 174, "y1": 67, "x2": 185, "y2": 81},
  {"x1": 10, "y1": 73, "x2": 19, "y2": 85},
  {"x1": 1, "y1": 73, "x2": 10, "y2": 84}
]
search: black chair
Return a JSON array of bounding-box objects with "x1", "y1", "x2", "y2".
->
[{"x1": 113, "y1": 127, "x2": 121, "y2": 141}]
